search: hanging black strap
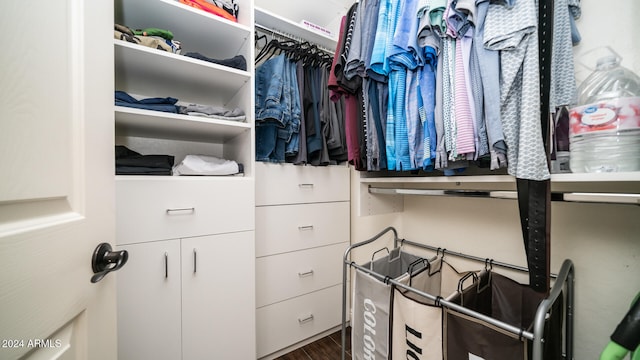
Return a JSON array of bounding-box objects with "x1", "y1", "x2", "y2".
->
[
  {"x1": 517, "y1": 0, "x2": 554, "y2": 294},
  {"x1": 517, "y1": 178, "x2": 551, "y2": 293}
]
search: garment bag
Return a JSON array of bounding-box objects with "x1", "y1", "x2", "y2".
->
[
  {"x1": 391, "y1": 258, "x2": 471, "y2": 360},
  {"x1": 352, "y1": 248, "x2": 425, "y2": 360},
  {"x1": 443, "y1": 271, "x2": 564, "y2": 360}
]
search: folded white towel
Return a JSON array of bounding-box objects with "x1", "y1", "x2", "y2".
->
[{"x1": 173, "y1": 155, "x2": 239, "y2": 176}]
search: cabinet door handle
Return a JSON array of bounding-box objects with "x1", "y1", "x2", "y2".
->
[
  {"x1": 164, "y1": 252, "x2": 168, "y2": 279},
  {"x1": 298, "y1": 183, "x2": 314, "y2": 189},
  {"x1": 298, "y1": 270, "x2": 314, "y2": 277},
  {"x1": 193, "y1": 249, "x2": 197, "y2": 274},
  {"x1": 298, "y1": 314, "x2": 314, "y2": 324},
  {"x1": 166, "y1": 207, "x2": 195, "y2": 214},
  {"x1": 298, "y1": 225, "x2": 314, "y2": 231}
]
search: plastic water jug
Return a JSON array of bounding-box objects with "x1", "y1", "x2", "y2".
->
[{"x1": 569, "y1": 47, "x2": 640, "y2": 173}]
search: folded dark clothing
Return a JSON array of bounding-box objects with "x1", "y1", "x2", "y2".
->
[
  {"x1": 116, "y1": 155, "x2": 175, "y2": 169},
  {"x1": 116, "y1": 166, "x2": 173, "y2": 175},
  {"x1": 183, "y1": 52, "x2": 247, "y2": 71},
  {"x1": 115, "y1": 145, "x2": 141, "y2": 159},
  {"x1": 115, "y1": 145, "x2": 174, "y2": 173},
  {"x1": 115, "y1": 90, "x2": 180, "y2": 113}
]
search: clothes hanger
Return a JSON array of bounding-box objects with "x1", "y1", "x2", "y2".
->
[
  {"x1": 255, "y1": 38, "x2": 275, "y2": 63},
  {"x1": 254, "y1": 32, "x2": 267, "y2": 50},
  {"x1": 256, "y1": 38, "x2": 286, "y2": 63},
  {"x1": 477, "y1": 259, "x2": 493, "y2": 293}
]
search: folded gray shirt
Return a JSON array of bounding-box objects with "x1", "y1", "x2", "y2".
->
[{"x1": 181, "y1": 103, "x2": 246, "y2": 121}]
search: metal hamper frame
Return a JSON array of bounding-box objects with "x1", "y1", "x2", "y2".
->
[{"x1": 341, "y1": 226, "x2": 574, "y2": 360}]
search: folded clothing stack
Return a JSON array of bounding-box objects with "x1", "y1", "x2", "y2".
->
[
  {"x1": 116, "y1": 146, "x2": 175, "y2": 175},
  {"x1": 115, "y1": 91, "x2": 180, "y2": 113},
  {"x1": 184, "y1": 52, "x2": 247, "y2": 71},
  {"x1": 115, "y1": 91, "x2": 246, "y2": 121},
  {"x1": 179, "y1": 0, "x2": 239, "y2": 23},
  {"x1": 183, "y1": 103, "x2": 246, "y2": 121},
  {"x1": 114, "y1": 24, "x2": 182, "y2": 54},
  {"x1": 173, "y1": 154, "x2": 243, "y2": 176}
]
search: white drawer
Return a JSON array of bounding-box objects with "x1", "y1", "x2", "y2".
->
[
  {"x1": 256, "y1": 284, "x2": 343, "y2": 358},
  {"x1": 255, "y1": 162, "x2": 349, "y2": 205},
  {"x1": 256, "y1": 201, "x2": 350, "y2": 257},
  {"x1": 256, "y1": 243, "x2": 347, "y2": 307},
  {"x1": 116, "y1": 178, "x2": 254, "y2": 245}
]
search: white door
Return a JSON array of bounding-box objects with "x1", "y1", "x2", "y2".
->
[{"x1": 0, "y1": 1, "x2": 115, "y2": 359}]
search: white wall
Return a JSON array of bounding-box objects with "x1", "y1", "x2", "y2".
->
[{"x1": 573, "y1": 0, "x2": 640, "y2": 84}]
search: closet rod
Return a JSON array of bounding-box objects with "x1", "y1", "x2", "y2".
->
[
  {"x1": 341, "y1": 226, "x2": 555, "y2": 278},
  {"x1": 254, "y1": 23, "x2": 335, "y2": 55},
  {"x1": 397, "y1": 237, "x2": 558, "y2": 279},
  {"x1": 368, "y1": 186, "x2": 640, "y2": 206}
]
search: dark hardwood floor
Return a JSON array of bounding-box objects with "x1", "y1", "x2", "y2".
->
[{"x1": 275, "y1": 327, "x2": 352, "y2": 360}]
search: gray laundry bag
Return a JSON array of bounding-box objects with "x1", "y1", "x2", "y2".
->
[{"x1": 352, "y1": 248, "x2": 424, "y2": 360}]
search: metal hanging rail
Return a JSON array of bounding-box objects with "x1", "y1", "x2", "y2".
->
[
  {"x1": 368, "y1": 186, "x2": 640, "y2": 206},
  {"x1": 341, "y1": 226, "x2": 575, "y2": 360},
  {"x1": 254, "y1": 23, "x2": 336, "y2": 55},
  {"x1": 397, "y1": 237, "x2": 558, "y2": 278}
]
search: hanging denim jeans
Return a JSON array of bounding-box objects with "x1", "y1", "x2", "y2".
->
[{"x1": 255, "y1": 54, "x2": 301, "y2": 162}]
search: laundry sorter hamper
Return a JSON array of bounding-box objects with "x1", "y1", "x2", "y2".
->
[
  {"x1": 341, "y1": 227, "x2": 575, "y2": 360},
  {"x1": 350, "y1": 233, "x2": 482, "y2": 360}
]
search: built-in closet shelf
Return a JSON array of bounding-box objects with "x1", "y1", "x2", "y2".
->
[
  {"x1": 359, "y1": 172, "x2": 640, "y2": 193},
  {"x1": 551, "y1": 172, "x2": 640, "y2": 183},
  {"x1": 255, "y1": 7, "x2": 338, "y2": 51},
  {"x1": 115, "y1": 106, "x2": 250, "y2": 143},
  {"x1": 114, "y1": 40, "x2": 250, "y2": 105},
  {"x1": 115, "y1": 175, "x2": 252, "y2": 182},
  {"x1": 116, "y1": 0, "x2": 252, "y2": 57}
]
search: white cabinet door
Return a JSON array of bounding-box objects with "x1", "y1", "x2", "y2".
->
[
  {"x1": 116, "y1": 240, "x2": 182, "y2": 360},
  {"x1": 181, "y1": 232, "x2": 256, "y2": 360}
]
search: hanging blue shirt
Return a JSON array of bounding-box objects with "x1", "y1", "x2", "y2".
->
[
  {"x1": 368, "y1": 0, "x2": 393, "y2": 82},
  {"x1": 419, "y1": 46, "x2": 438, "y2": 170},
  {"x1": 388, "y1": 0, "x2": 423, "y2": 70}
]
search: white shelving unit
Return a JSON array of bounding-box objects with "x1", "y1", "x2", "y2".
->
[
  {"x1": 113, "y1": 0, "x2": 256, "y2": 359},
  {"x1": 114, "y1": 0, "x2": 254, "y2": 173}
]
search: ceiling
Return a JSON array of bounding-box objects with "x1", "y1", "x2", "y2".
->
[{"x1": 254, "y1": 0, "x2": 354, "y2": 38}]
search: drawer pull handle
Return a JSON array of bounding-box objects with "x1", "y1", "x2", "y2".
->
[
  {"x1": 166, "y1": 207, "x2": 195, "y2": 214},
  {"x1": 298, "y1": 270, "x2": 314, "y2": 277},
  {"x1": 164, "y1": 252, "x2": 168, "y2": 279},
  {"x1": 298, "y1": 314, "x2": 314, "y2": 324},
  {"x1": 298, "y1": 225, "x2": 314, "y2": 231},
  {"x1": 298, "y1": 183, "x2": 314, "y2": 189},
  {"x1": 193, "y1": 249, "x2": 197, "y2": 274}
]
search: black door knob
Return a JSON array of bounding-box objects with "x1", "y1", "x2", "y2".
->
[{"x1": 91, "y1": 243, "x2": 128, "y2": 283}]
